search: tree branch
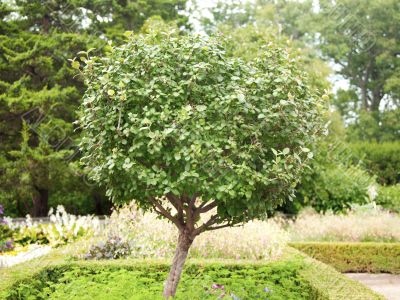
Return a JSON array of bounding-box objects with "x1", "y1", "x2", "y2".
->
[
  {"x1": 166, "y1": 193, "x2": 184, "y2": 224},
  {"x1": 150, "y1": 197, "x2": 184, "y2": 230},
  {"x1": 206, "y1": 223, "x2": 235, "y2": 231},
  {"x1": 189, "y1": 192, "x2": 199, "y2": 210},
  {"x1": 193, "y1": 214, "x2": 219, "y2": 236},
  {"x1": 199, "y1": 200, "x2": 217, "y2": 213}
]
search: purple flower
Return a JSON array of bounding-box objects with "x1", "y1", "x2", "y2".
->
[
  {"x1": 263, "y1": 287, "x2": 272, "y2": 293},
  {"x1": 0, "y1": 204, "x2": 4, "y2": 215},
  {"x1": 5, "y1": 240, "x2": 13, "y2": 249},
  {"x1": 212, "y1": 283, "x2": 225, "y2": 290}
]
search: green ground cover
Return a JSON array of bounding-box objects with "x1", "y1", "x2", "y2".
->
[
  {"x1": 0, "y1": 246, "x2": 384, "y2": 300},
  {"x1": 291, "y1": 242, "x2": 400, "y2": 274},
  {"x1": 8, "y1": 262, "x2": 311, "y2": 300}
]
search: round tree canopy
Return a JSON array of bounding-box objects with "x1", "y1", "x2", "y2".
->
[{"x1": 79, "y1": 32, "x2": 324, "y2": 224}]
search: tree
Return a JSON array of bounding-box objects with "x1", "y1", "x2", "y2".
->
[
  {"x1": 79, "y1": 32, "x2": 323, "y2": 297},
  {"x1": 13, "y1": 0, "x2": 188, "y2": 36},
  {"x1": 0, "y1": 9, "x2": 94, "y2": 216},
  {"x1": 203, "y1": 0, "x2": 400, "y2": 139},
  {"x1": 84, "y1": 0, "x2": 189, "y2": 40},
  {"x1": 0, "y1": 1, "x2": 188, "y2": 216},
  {"x1": 317, "y1": 0, "x2": 400, "y2": 122},
  {"x1": 318, "y1": 0, "x2": 399, "y2": 112},
  {"x1": 217, "y1": 24, "x2": 331, "y2": 94},
  {"x1": 198, "y1": 0, "x2": 330, "y2": 93}
]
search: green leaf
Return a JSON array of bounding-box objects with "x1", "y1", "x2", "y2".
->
[
  {"x1": 257, "y1": 113, "x2": 265, "y2": 119},
  {"x1": 124, "y1": 31, "x2": 134, "y2": 38},
  {"x1": 71, "y1": 60, "x2": 80, "y2": 69},
  {"x1": 197, "y1": 105, "x2": 207, "y2": 112}
]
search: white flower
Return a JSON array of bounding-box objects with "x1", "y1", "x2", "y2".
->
[{"x1": 368, "y1": 184, "x2": 378, "y2": 200}]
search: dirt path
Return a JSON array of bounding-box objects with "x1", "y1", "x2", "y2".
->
[{"x1": 345, "y1": 273, "x2": 400, "y2": 300}]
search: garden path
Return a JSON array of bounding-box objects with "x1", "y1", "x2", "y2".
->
[{"x1": 345, "y1": 273, "x2": 400, "y2": 300}]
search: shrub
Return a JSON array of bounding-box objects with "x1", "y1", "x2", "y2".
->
[
  {"x1": 350, "y1": 141, "x2": 400, "y2": 185},
  {"x1": 294, "y1": 139, "x2": 376, "y2": 213},
  {"x1": 9, "y1": 206, "x2": 100, "y2": 247},
  {"x1": 279, "y1": 112, "x2": 377, "y2": 214},
  {"x1": 13, "y1": 224, "x2": 49, "y2": 246},
  {"x1": 5, "y1": 263, "x2": 313, "y2": 300},
  {"x1": 0, "y1": 204, "x2": 14, "y2": 253},
  {"x1": 85, "y1": 235, "x2": 131, "y2": 260},
  {"x1": 375, "y1": 185, "x2": 400, "y2": 213},
  {"x1": 78, "y1": 31, "x2": 324, "y2": 297},
  {"x1": 299, "y1": 164, "x2": 375, "y2": 213},
  {"x1": 291, "y1": 242, "x2": 400, "y2": 274},
  {"x1": 296, "y1": 247, "x2": 385, "y2": 300},
  {"x1": 2, "y1": 253, "x2": 383, "y2": 300}
]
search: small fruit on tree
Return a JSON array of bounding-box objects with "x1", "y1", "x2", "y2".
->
[{"x1": 78, "y1": 32, "x2": 323, "y2": 298}]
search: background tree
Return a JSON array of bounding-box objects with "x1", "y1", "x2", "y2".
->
[
  {"x1": 0, "y1": 0, "x2": 188, "y2": 216},
  {"x1": 198, "y1": 0, "x2": 330, "y2": 93},
  {"x1": 201, "y1": 0, "x2": 399, "y2": 141},
  {"x1": 318, "y1": 0, "x2": 399, "y2": 113},
  {"x1": 84, "y1": 0, "x2": 189, "y2": 40},
  {"x1": 316, "y1": 0, "x2": 400, "y2": 141},
  {"x1": 0, "y1": 5, "x2": 96, "y2": 216},
  {"x1": 200, "y1": 0, "x2": 399, "y2": 213},
  {"x1": 79, "y1": 32, "x2": 323, "y2": 297}
]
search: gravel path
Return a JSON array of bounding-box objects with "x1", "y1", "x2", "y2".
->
[
  {"x1": 345, "y1": 273, "x2": 400, "y2": 300},
  {"x1": 0, "y1": 245, "x2": 51, "y2": 268}
]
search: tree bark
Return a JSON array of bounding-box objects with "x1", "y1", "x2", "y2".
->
[
  {"x1": 163, "y1": 229, "x2": 194, "y2": 298},
  {"x1": 32, "y1": 187, "x2": 48, "y2": 217},
  {"x1": 93, "y1": 191, "x2": 104, "y2": 215}
]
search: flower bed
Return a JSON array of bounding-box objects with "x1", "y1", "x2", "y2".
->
[
  {"x1": 0, "y1": 244, "x2": 51, "y2": 268},
  {"x1": 0, "y1": 205, "x2": 100, "y2": 267},
  {"x1": 285, "y1": 206, "x2": 400, "y2": 242}
]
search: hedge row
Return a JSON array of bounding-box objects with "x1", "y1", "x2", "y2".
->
[
  {"x1": 0, "y1": 246, "x2": 383, "y2": 300},
  {"x1": 290, "y1": 242, "x2": 400, "y2": 274}
]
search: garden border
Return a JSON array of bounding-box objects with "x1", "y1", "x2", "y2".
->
[
  {"x1": 0, "y1": 246, "x2": 384, "y2": 299},
  {"x1": 290, "y1": 242, "x2": 400, "y2": 274}
]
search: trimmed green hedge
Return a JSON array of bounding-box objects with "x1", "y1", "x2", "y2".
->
[
  {"x1": 291, "y1": 242, "x2": 400, "y2": 274},
  {"x1": 0, "y1": 246, "x2": 383, "y2": 300},
  {"x1": 2, "y1": 260, "x2": 314, "y2": 299}
]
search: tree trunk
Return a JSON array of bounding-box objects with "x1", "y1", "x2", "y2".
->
[
  {"x1": 93, "y1": 191, "x2": 104, "y2": 215},
  {"x1": 163, "y1": 230, "x2": 194, "y2": 298},
  {"x1": 32, "y1": 187, "x2": 48, "y2": 217}
]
